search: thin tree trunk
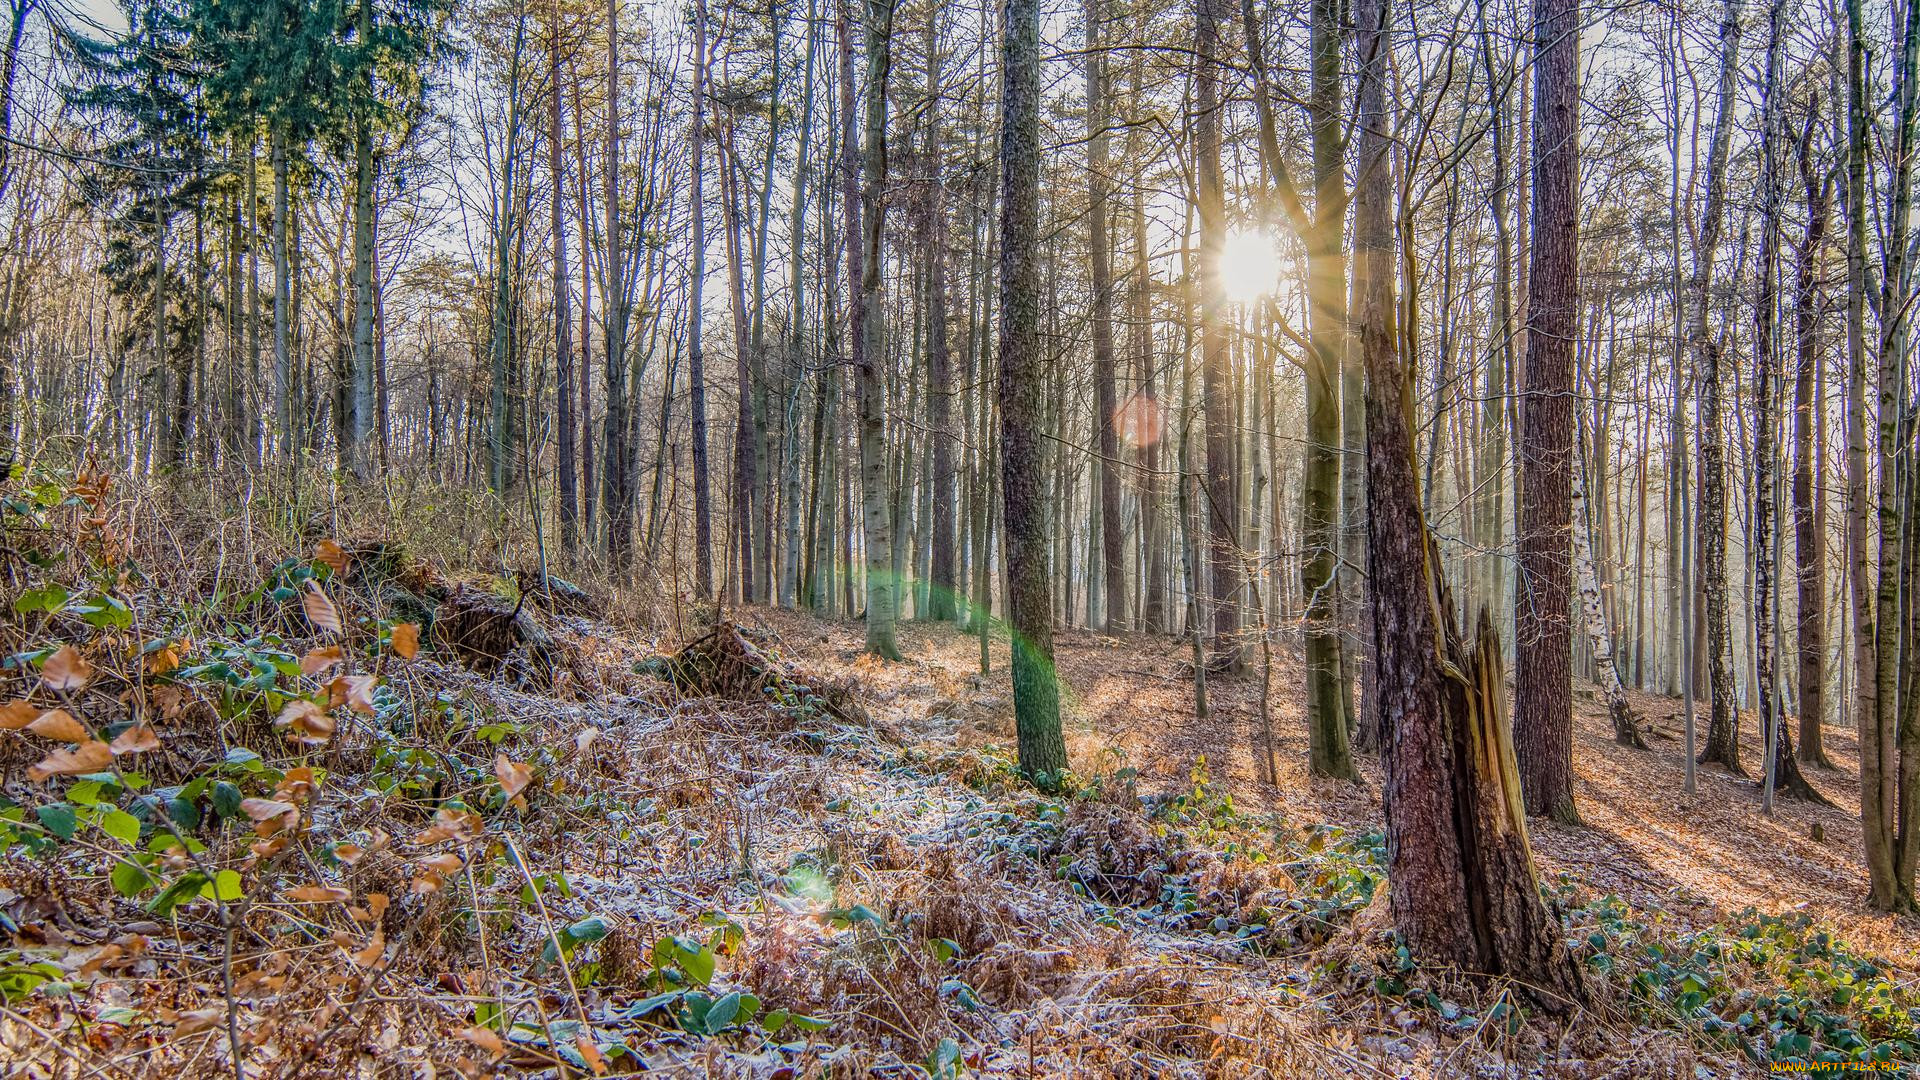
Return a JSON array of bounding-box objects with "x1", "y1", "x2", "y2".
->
[
  {"x1": 856, "y1": 0, "x2": 902, "y2": 658},
  {"x1": 1693, "y1": 0, "x2": 1746, "y2": 774},
  {"x1": 685, "y1": 0, "x2": 715, "y2": 595},
  {"x1": 1194, "y1": 0, "x2": 1240, "y2": 670}
]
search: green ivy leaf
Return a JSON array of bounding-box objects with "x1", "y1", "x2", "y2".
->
[
  {"x1": 212, "y1": 782, "x2": 243, "y2": 819},
  {"x1": 565, "y1": 916, "x2": 611, "y2": 945}
]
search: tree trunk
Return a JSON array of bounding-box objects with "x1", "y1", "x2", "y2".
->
[
  {"x1": 685, "y1": 0, "x2": 715, "y2": 596},
  {"x1": 272, "y1": 123, "x2": 292, "y2": 461},
  {"x1": 1574, "y1": 418, "x2": 1643, "y2": 749},
  {"x1": 1355, "y1": 0, "x2": 1586, "y2": 1011},
  {"x1": 348, "y1": 0, "x2": 376, "y2": 482},
  {"x1": 551, "y1": 5, "x2": 576, "y2": 557},
  {"x1": 1792, "y1": 104, "x2": 1832, "y2": 767},
  {"x1": 1193, "y1": 0, "x2": 1240, "y2": 670},
  {"x1": 1513, "y1": 0, "x2": 1580, "y2": 822},
  {"x1": 999, "y1": 0, "x2": 1065, "y2": 781},
  {"x1": 1085, "y1": 0, "x2": 1124, "y2": 633},
  {"x1": 602, "y1": 0, "x2": 636, "y2": 569},
  {"x1": 857, "y1": 0, "x2": 902, "y2": 658},
  {"x1": 1693, "y1": 0, "x2": 1745, "y2": 775},
  {"x1": 781, "y1": 0, "x2": 819, "y2": 610},
  {"x1": 920, "y1": 13, "x2": 957, "y2": 623}
]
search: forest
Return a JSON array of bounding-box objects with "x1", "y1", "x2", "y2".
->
[{"x1": 0, "y1": 0, "x2": 1917, "y2": 1070}]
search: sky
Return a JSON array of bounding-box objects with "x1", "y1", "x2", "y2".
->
[{"x1": 53, "y1": 0, "x2": 128, "y2": 35}]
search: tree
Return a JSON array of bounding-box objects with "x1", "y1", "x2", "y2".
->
[
  {"x1": 922, "y1": 7, "x2": 958, "y2": 622},
  {"x1": 855, "y1": 0, "x2": 901, "y2": 659},
  {"x1": 193, "y1": 0, "x2": 340, "y2": 462},
  {"x1": 1513, "y1": 0, "x2": 1580, "y2": 822},
  {"x1": 1193, "y1": 0, "x2": 1238, "y2": 670},
  {"x1": 684, "y1": 0, "x2": 714, "y2": 593},
  {"x1": 1086, "y1": 0, "x2": 1122, "y2": 633},
  {"x1": 549, "y1": 0, "x2": 576, "y2": 555},
  {"x1": 1791, "y1": 101, "x2": 1832, "y2": 768},
  {"x1": 1356, "y1": 0, "x2": 1586, "y2": 1010},
  {"x1": 1692, "y1": 0, "x2": 1745, "y2": 775},
  {"x1": 999, "y1": 0, "x2": 1065, "y2": 782},
  {"x1": 67, "y1": 0, "x2": 209, "y2": 470}
]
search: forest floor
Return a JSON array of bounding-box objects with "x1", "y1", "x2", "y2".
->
[
  {"x1": 1, "y1": 490, "x2": 1915, "y2": 1079},
  {"x1": 759, "y1": 607, "x2": 1913, "y2": 967}
]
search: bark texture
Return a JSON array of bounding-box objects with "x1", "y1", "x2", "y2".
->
[{"x1": 1514, "y1": 0, "x2": 1580, "y2": 820}]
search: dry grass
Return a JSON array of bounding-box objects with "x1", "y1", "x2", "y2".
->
[{"x1": 0, "y1": 471, "x2": 1911, "y2": 1077}]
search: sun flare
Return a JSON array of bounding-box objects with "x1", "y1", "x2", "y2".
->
[{"x1": 1217, "y1": 227, "x2": 1285, "y2": 304}]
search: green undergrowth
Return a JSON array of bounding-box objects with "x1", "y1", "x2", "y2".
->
[{"x1": 1564, "y1": 891, "x2": 1920, "y2": 1070}]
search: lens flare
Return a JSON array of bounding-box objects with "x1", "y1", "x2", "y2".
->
[{"x1": 1114, "y1": 391, "x2": 1165, "y2": 449}]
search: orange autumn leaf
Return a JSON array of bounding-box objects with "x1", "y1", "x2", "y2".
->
[
  {"x1": 170, "y1": 1008, "x2": 223, "y2": 1038},
  {"x1": 576, "y1": 1035, "x2": 608, "y2": 1075},
  {"x1": 315, "y1": 539, "x2": 350, "y2": 576},
  {"x1": 333, "y1": 842, "x2": 365, "y2": 865},
  {"x1": 284, "y1": 884, "x2": 351, "y2": 904},
  {"x1": 327, "y1": 674, "x2": 377, "y2": 715},
  {"x1": 40, "y1": 645, "x2": 92, "y2": 691},
  {"x1": 302, "y1": 585, "x2": 342, "y2": 635},
  {"x1": 145, "y1": 646, "x2": 180, "y2": 675},
  {"x1": 239, "y1": 798, "x2": 297, "y2": 822},
  {"x1": 458, "y1": 1026, "x2": 505, "y2": 1056},
  {"x1": 493, "y1": 754, "x2": 532, "y2": 799},
  {"x1": 274, "y1": 700, "x2": 336, "y2": 745},
  {"x1": 27, "y1": 740, "x2": 112, "y2": 781},
  {"x1": 27, "y1": 709, "x2": 88, "y2": 742},
  {"x1": 420, "y1": 852, "x2": 463, "y2": 875},
  {"x1": 389, "y1": 621, "x2": 419, "y2": 659},
  {"x1": 0, "y1": 700, "x2": 37, "y2": 730},
  {"x1": 348, "y1": 931, "x2": 385, "y2": 968},
  {"x1": 109, "y1": 724, "x2": 160, "y2": 755},
  {"x1": 413, "y1": 806, "x2": 483, "y2": 846},
  {"x1": 299, "y1": 645, "x2": 344, "y2": 675}
]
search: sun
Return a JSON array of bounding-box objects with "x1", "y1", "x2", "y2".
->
[{"x1": 1217, "y1": 227, "x2": 1285, "y2": 304}]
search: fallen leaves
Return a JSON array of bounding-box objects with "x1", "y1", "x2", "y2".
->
[
  {"x1": 169, "y1": 1008, "x2": 224, "y2": 1039},
  {"x1": 26, "y1": 709, "x2": 88, "y2": 742},
  {"x1": 411, "y1": 852, "x2": 464, "y2": 894},
  {"x1": 458, "y1": 1025, "x2": 505, "y2": 1057},
  {"x1": 240, "y1": 798, "x2": 299, "y2": 837},
  {"x1": 494, "y1": 754, "x2": 532, "y2": 800},
  {"x1": 283, "y1": 884, "x2": 351, "y2": 904},
  {"x1": 145, "y1": 644, "x2": 180, "y2": 675},
  {"x1": 412, "y1": 806, "x2": 483, "y2": 848},
  {"x1": 302, "y1": 585, "x2": 342, "y2": 635},
  {"x1": 28, "y1": 740, "x2": 112, "y2": 781},
  {"x1": 300, "y1": 645, "x2": 344, "y2": 675},
  {"x1": 109, "y1": 724, "x2": 159, "y2": 755},
  {"x1": 0, "y1": 700, "x2": 37, "y2": 729},
  {"x1": 390, "y1": 621, "x2": 419, "y2": 659},
  {"x1": 315, "y1": 539, "x2": 350, "y2": 576},
  {"x1": 274, "y1": 699, "x2": 336, "y2": 745},
  {"x1": 327, "y1": 674, "x2": 377, "y2": 715},
  {"x1": 41, "y1": 644, "x2": 92, "y2": 691}
]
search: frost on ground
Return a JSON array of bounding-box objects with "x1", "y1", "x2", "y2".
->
[{"x1": 0, "y1": 487, "x2": 1911, "y2": 1078}]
